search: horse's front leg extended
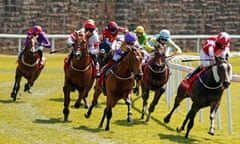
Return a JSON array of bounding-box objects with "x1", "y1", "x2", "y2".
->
[
  {"x1": 133, "y1": 80, "x2": 140, "y2": 96},
  {"x1": 141, "y1": 89, "x2": 149, "y2": 119},
  {"x1": 126, "y1": 95, "x2": 133, "y2": 122},
  {"x1": 63, "y1": 81, "x2": 71, "y2": 122},
  {"x1": 11, "y1": 72, "x2": 22, "y2": 101},
  {"x1": 208, "y1": 103, "x2": 219, "y2": 135},
  {"x1": 146, "y1": 87, "x2": 165, "y2": 122}
]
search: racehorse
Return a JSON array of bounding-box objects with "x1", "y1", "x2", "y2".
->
[
  {"x1": 85, "y1": 46, "x2": 143, "y2": 131},
  {"x1": 163, "y1": 57, "x2": 232, "y2": 138},
  {"x1": 10, "y1": 35, "x2": 43, "y2": 101},
  {"x1": 140, "y1": 43, "x2": 170, "y2": 122},
  {"x1": 63, "y1": 32, "x2": 96, "y2": 122}
]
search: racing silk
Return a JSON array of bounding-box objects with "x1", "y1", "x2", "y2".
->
[
  {"x1": 101, "y1": 26, "x2": 128, "y2": 42},
  {"x1": 148, "y1": 37, "x2": 181, "y2": 56},
  {"x1": 86, "y1": 30, "x2": 100, "y2": 55},
  {"x1": 25, "y1": 30, "x2": 51, "y2": 48},
  {"x1": 202, "y1": 36, "x2": 230, "y2": 57},
  {"x1": 136, "y1": 32, "x2": 152, "y2": 53}
]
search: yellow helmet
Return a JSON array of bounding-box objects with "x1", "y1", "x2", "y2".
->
[{"x1": 136, "y1": 26, "x2": 144, "y2": 33}]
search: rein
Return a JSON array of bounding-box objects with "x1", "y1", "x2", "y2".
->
[
  {"x1": 21, "y1": 55, "x2": 39, "y2": 67},
  {"x1": 198, "y1": 76, "x2": 223, "y2": 90}
]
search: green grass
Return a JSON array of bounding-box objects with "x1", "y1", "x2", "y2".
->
[{"x1": 0, "y1": 53, "x2": 240, "y2": 144}]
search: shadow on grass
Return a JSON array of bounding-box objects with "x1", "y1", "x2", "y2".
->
[
  {"x1": 131, "y1": 96, "x2": 175, "y2": 132},
  {"x1": 158, "y1": 133, "x2": 200, "y2": 144},
  {"x1": 114, "y1": 118, "x2": 148, "y2": 127},
  {"x1": 73, "y1": 125, "x2": 103, "y2": 133},
  {"x1": 33, "y1": 118, "x2": 71, "y2": 124},
  {"x1": 0, "y1": 99, "x2": 15, "y2": 103}
]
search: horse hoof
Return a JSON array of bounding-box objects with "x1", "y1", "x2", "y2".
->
[
  {"x1": 208, "y1": 128, "x2": 215, "y2": 135},
  {"x1": 127, "y1": 117, "x2": 133, "y2": 123},
  {"x1": 146, "y1": 115, "x2": 150, "y2": 122},
  {"x1": 28, "y1": 89, "x2": 32, "y2": 93},
  {"x1": 84, "y1": 104, "x2": 89, "y2": 109},
  {"x1": 74, "y1": 103, "x2": 80, "y2": 108},
  {"x1": 84, "y1": 113, "x2": 90, "y2": 118},
  {"x1": 176, "y1": 127, "x2": 182, "y2": 133},
  {"x1": 141, "y1": 115, "x2": 144, "y2": 119},
  {"x1": 163, "y1": 117, "x2": 170, "y2": 123}
]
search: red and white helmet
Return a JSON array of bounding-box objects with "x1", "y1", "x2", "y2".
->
[
  {"x1": 108, "y1": 21, "x2": 118, "y2": 32},
  {"x1": 216, "y1": 32, "x2": 230, "y2": 48},
  {"x1": 32, "y1": 25, "x2": 42, "y2": 33},
  {"x1": 84, "y1": 21, "x2": 96, "y2": 29}
]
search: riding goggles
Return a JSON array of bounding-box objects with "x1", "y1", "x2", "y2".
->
[{"x1": 85, "y1": 28, "x2": 94, "y2": 32}]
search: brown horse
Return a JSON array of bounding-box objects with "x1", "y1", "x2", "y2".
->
[
  {"x1": 140, "y1": 44, "x2": 170, "y2": 121},
  {"x1": 85, "y1": 46, "x2": 143, "y2": 131},
  {"x1": 63, "y1": 32, "x2": 96, "y2": 121},
  {"x1": 10, "y1": 35, "x2": 43, "y2": 101},
  {"x1": 164, "y1": 57, "x2": 232, "y2": 138}
]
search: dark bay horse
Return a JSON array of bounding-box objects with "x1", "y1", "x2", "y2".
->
[
  {"x1": 98, "y1": 40, "x2": 114, "y2": 68},
  {"x1": 85, "y1": 46, "x2": 143, "y2": 130},
  {"x1": 10, "y1": 35, "x2": 43, "y2": 101},
  {"x1": 164, "y1": 58, "x2": 232, "y2": 138},
  {"x1": 141, "y1": 44, "x2": 170, "y2": 122},
  {"x1": 63, "y1": 32, "x2": 96, "y2": 121}
]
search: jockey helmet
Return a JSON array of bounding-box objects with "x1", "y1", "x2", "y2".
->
[
  {"x1": 125, "y1": 32, "x2": 137, "y2": 44},
  {"x1": 216, "y1": 32, "x2": 230, "y2": 49},
  {"x1": 32, "y1": 25, "x2": 42, "y2": 33},
  {"x1": 159, "y1": 29, "x2": 170, "y2": 40},
  {"x1": 108, "y1": 21, "x2": 118, "y2": 33},
  {"x1": 136, "y1": 26, "x2": 145, "y2": 33},
  {"x1": 84, "y1": 21, "x2": 96, "y2": 29}
]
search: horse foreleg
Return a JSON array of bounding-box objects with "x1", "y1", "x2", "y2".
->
[
  {"x1": 133, "y1": 80, "x2": 140, "y2": 96},
  {"x1": 185, "y1": 105, "x2": 198, "y2": 138},
  {"x1": 74, "y1": 90, "x2": 84, "y2": 108},
  {"x1": 11, "y1": 71, "x2": 22, "y2": 101},
  {"x1": 105, "y1": 107, "x2": 113, "y2": 131},
  {"x1": 208, "y1": 103, "x2": 220, "y2": 135},
  {"x1": 85, "y1": 87, "x2": 102, "y2": 118},
  {"x1": 141, "y1": 89, "x2": 149, "y2": 119},
  {"x1": 146, "y1": 87, "x2": 165, "y2": 122},
  {"x1": 63, "y1": 82, "x2": 71, "y2": 122},
  {"x1": 126, "y1": 95, "x2": 133, "y2": 122},
  {"x1": 164, "y1": 87, "x2": 187, "y2": 123},
  {"x1": 99, "y1": 107, "x2": 107, "y2": 129}
]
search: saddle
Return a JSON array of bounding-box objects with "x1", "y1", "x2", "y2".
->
[{"x1": 180, "y1": 68, "x2": 206, "y2": 91}]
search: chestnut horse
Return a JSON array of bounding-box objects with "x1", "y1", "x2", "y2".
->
[
  {"x1": 10, "y1": 35, "x2": 43, "y2": 101},
  {"x1": 85, "y1": 46, "x2": 143, "y2": 130},
  {"x1": 63, "y1": 32, "x2": 96, "y2": 121},
  {"x1": 164, "y1": 57, "x2": 232, "y2": 138},
  {"x1": 141, "y1": 44, "x2": 170, "y2": 122}
]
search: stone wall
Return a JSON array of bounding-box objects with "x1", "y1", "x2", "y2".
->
[{"x1": 0, "y1": 0, "x2": 240, "y2": 54}]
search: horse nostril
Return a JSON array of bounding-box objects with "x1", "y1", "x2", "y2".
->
[{"x1": 223, "y1": 82, "x2": 230, "y2": 89}]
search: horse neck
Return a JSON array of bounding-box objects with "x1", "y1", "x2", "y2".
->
[
  {"x1": 23, "y1": 48, "x2": 38, "y2": 63},
  {"x1": 201, "y1": 67, "x2": 222, "y2": 87},
  {"x1": 114, "y1": 59, "x2": 133, "y2": 78},
  {"x1": 72, "y1": 52, "x2": 90, "y2": 69}
]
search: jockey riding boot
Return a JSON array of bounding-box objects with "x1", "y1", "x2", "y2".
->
[
  {"x1": 186, "y1": 66, "x2": 202, "y2": 80},
  {"x1": 37, "y1": 50, "x2": 43, "y2": 69},
  {"x1": 91, "y1": 54, "x2": 100, "y2": 77}
]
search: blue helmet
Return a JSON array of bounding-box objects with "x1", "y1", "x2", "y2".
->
[
  {"x1": 159, "y1": 29, "x2": 170, "y2": 40},
  {"x1": 125, "y1": 32, "x2": 137, "y2": 43}
]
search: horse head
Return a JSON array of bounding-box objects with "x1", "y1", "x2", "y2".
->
[
  {"x1": 152, "y1": 43, "x2": 167, "y2": 72},
  {"x1": 124, "y1": 46, "x2": 143, "y2": 80},
  {"x1": 73, "y1": 31, "x2": 88, "y2": 60},
  {"x1": 26, "y1": 35, "x2": 38, "y2": 56},
  {"x1": 212, "y1": 57, "x2": 232, "y2": 89}
]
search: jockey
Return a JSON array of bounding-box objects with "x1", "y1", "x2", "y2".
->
[
  {"x1": 183, "y1": 32, "x2": 231, "y2": 88},
  {"x1": 19, "y1": 25, "x2": 51, "y2": 68},
  {"x1": 100, "y1": 32, "x2": 139, "y2": 75},
  {"x1": 134, "y1": 25, "x2": 153, "y2": 64},
  {"x1": 148, "y1": 29, "x2": 182, "y2": 57},
  {"x1": 134, "y1": 25, "x2": 152, "y2": 53},
  {"x1": 66, "y1": 19, "x2": 100, "y2": 70},
  {"x1": 100, "y1": 21, "x2": 128, "y2": 52}
]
